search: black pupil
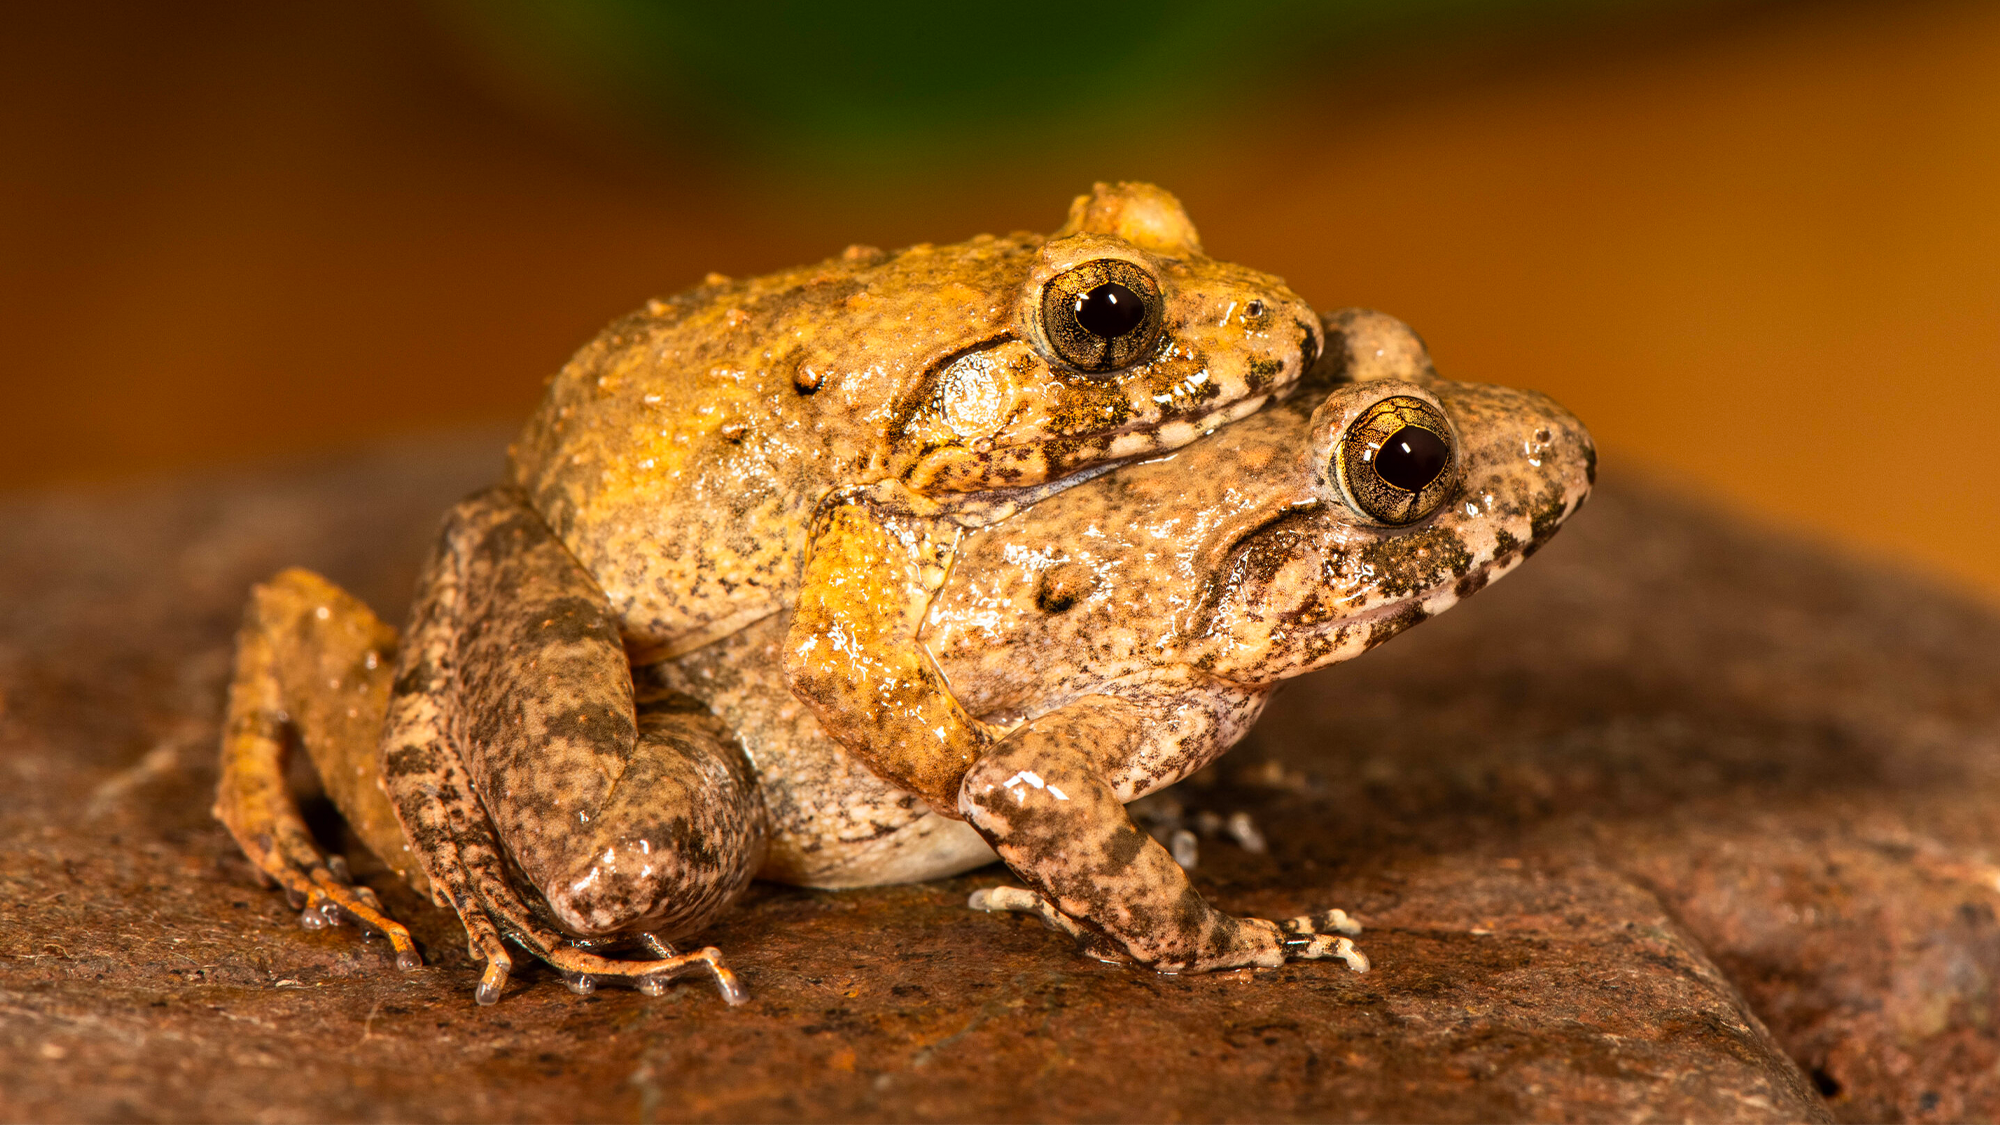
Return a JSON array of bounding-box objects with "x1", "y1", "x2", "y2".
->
[
  {"x1": 1375, "y1": 426, "x2": 1449, "y2": 492},
  {"x1": 1073, "y1": 282, "x2": 1145, "y2": 339}
]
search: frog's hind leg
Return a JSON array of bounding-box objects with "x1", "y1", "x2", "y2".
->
[
  {"x1": 377, "y1": 676, "x2": 751, "y2": 1006},
  {"x1": 529, "y1": 682, "x2": 756, "y2": 1004},
  {"x1": 381, "y1": 487, "x2": 762, "y2": 1005},
  {"x1": 214, "y1": 568, "x2": 422, "y2": 970}
]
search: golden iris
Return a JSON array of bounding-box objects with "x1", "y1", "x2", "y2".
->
[
  {"x1": 1337, "y1": 395, "x2": 1458, "y2": 525},
  {"x1": 1039, "y1": 259, "x2": 1164, "y2": 375}
]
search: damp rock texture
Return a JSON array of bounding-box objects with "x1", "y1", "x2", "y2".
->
[{"x1": 2, "y1": 438, "x2": 1996, "y2": 1123}]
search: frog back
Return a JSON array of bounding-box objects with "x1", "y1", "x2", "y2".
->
[{"x1": 507, "y1": 236, "x2": 1043, "y2": 659}]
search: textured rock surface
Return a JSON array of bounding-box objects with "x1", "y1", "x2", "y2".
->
[{"x1": 1, "y1": 437, "x2": 1995, "y2": 1122}]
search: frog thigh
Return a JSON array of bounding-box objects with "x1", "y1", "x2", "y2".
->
[
  {"x1": 214, "y1": 568, "x2": 421, "y2": 967},
  {"x1": 384, "y1": 487, "x2": 762, "y2": 1002},
  {"x1": 957, "y1": 682, "x2": 1365, "y2": 973},
  {"x1": 784, "y1": 492, "x2": 995, "y2": 814}
]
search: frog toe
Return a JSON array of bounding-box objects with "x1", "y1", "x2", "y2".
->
[
  {"x1": 457, "y1": 912, "x2": 747, "y2": 1006},
  {"x1": 250, "y1": 852, "x2": 422, "y2": 970},
  {"x1": 543, "y1": 938, "x2": 747, "y2": 1006},
  {"x1": 968, "y1": 886, "x2": 1131, "y2": 963},
  {"x1": 969, "y1": 885, "x2": 1072, "y2": 931},
  {"x1": 474, "y1": 959, "x2": 513, "y2": 1006},
  {"x1": 1277, "y1": 909, "x2": 1370, "y2": 972}
]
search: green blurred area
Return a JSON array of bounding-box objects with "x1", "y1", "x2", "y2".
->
[{"x1": 434, "y1": 0, "x2": 1674, "y2": 160}]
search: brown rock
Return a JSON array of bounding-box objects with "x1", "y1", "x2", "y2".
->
[{"x1": 3, "y1": 437, "x2": 1991, "y2": 1121}]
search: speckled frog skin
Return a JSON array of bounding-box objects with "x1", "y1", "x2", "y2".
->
[
  {"x1": 215, "y1": 309, "x2": 1591, "y2": 1003},
  {"x1": 218, "y1": 181, "x2": 1317, "y2": 998},
  {"x1": 512, "y1": 181, "x2": 1319, "y2": 814},
  {"x1": 654, "y1": 309, "x2": 1596, "y2": 972}
]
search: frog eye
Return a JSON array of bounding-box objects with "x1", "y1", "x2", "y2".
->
[
  {"x1": 1039, "y1": 258, "x2": 1165, "y2": 376},
  {"x1": 1336, "y1": 395, "x2": 1458, "y2": 525}
]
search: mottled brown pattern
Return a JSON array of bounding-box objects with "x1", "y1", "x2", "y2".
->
[
  {"x1": 394, "y1": 490, "x2": 765, "y2": 942},
  {"x1": 649, "y1": 617, "x2": 990, "y2": 890},
  {"x1": 670, "y1": 312, "x2": 1589, "y2": 971},
  {"x1": 503, "y1": 183, "x2": 1317, "y2": 806},
  {"x1": 961, "y1": 693, "x2": 1296, "y2": 971},
  {"x1": 921, "y1": 371, "x2": 1594, "y2": 724},
  {"x1": 907, "y1": 323, "x2": 1593, "y2": 966},
  {"x1": 505, "y1": 184, "x2": 1316, "y2": 660},
  {"x1": 217, "y1": 307, "x2": 1587, "y2": 1003}
]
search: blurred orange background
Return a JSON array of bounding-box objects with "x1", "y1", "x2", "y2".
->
[{"x1": 4, "y1": 0, "x2": 1995, "y2": 601}]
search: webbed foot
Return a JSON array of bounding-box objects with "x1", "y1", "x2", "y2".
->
[
  {"x1": 235, "y1": 823, "x2": 422, "y2": 970},
  {"x1": 278, "y1": 858, "x2": 423, "y2": 970},
  {"x1": 549, "y1": 935, "x2": 746, "y2": 1004}
]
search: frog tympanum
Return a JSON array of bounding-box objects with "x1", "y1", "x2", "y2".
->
[{"x1": 216, "y1": 254, "x2": 1589, "y2": 1004}]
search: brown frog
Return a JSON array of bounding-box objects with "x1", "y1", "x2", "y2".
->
[
  {"x1": 216, "y1": 184, "x2": 1319, "y2": 999},
  {"x1": 215, "y1": 310, "x2": 1592, "y2": 1001}
]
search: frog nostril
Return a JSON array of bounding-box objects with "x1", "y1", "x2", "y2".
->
[{"x1": 1375, "y1": 426, "x2": 1449, "y2": 493}]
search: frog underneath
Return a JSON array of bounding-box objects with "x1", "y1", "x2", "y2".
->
[{"x1": 215, "y1": 310, "x2": 1592, "y2": 1001}]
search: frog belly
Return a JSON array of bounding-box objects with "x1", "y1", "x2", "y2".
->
[
  {"x1": 746, "y1": 713, "x2": 1001, "y2": 887},
  {"x1": 759, "y1": 811, "x2": 997, "y2": 889}
]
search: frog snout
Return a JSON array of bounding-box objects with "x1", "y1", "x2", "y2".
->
[{"x1": 1441, "y1": 384, "x2": 1595, "y2": 539}]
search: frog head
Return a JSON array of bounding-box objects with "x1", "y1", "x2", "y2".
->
[
  {"x1": 891, "y1": 182, "x2": 1320, "y2": 497},
  {"x1": 1191, "y1": 367, "x2": 1595, "y2": 685},
  {"x1": 922, "y1": 313, "x2": 1593, "y2": 726}
]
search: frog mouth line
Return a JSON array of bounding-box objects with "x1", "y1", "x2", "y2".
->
[
  {"x1": 939, "y1": 455, "x2": 1139, "y2": 528},
  {"x1": 1198, "y1": 542, "x2": 1527, "y2": 689},
  {"x1": 939, "y1": 391, "x2": 1295, "y2": 526},
  {"x1": 957, "y1": 386, "x2": 1291, "y2": 492},
  {"x1": 1192, "y1": 494, "x2": 1556, "y2": 685},
  {"x1": 906, "y1": 335, "x2": 1304, "y2": 450}
]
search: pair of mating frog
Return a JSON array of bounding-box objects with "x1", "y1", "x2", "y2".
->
[{"x1": 216, "y1": 183, "x2": 1593, "y2": 1006}]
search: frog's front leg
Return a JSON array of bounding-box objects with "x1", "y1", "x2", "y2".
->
[
  {"x1": 958, "y1": 688, "x2": 1367, "y2": 973},
  {"x1": 784, "y1": 489, "x2": 997, "y2": 814},
  {"x1": 384, "y1": 487, "x2": 764, "y2": 1004}
]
